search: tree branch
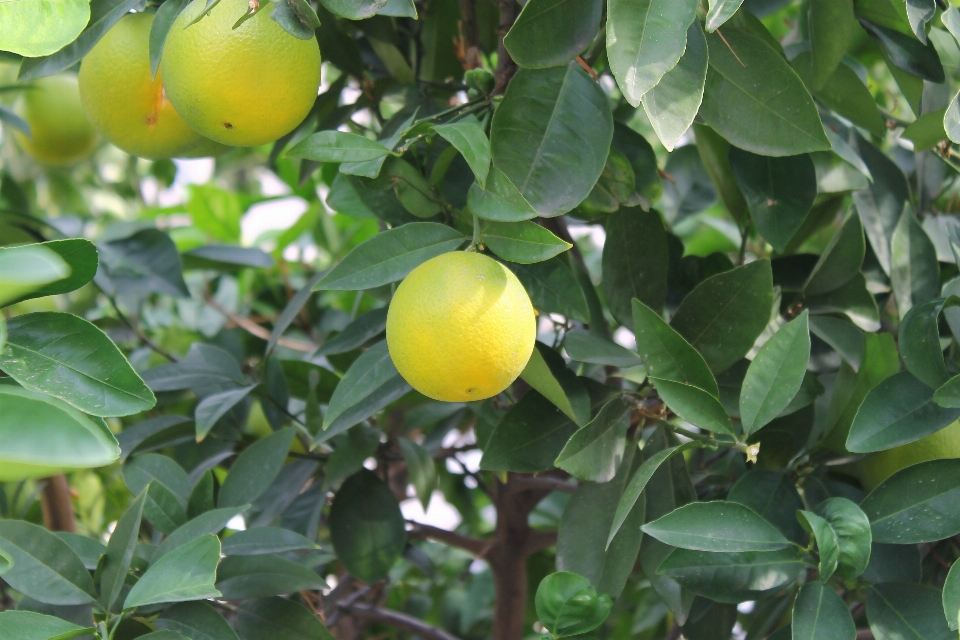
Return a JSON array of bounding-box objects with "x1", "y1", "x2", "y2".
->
[
  {"x1": 457, "y1": 0, "x2": 481, "y2": 69},
  {"x1": 494, "y1": 0, "x2": 519, "y2": 93},
  {"x1": 340, "y1": 602, "x2": 463, "y2": 640},
  {"x1": 407, "y1": 521, "x2": 492, "y2": 556},
  {"x1": 205, "y1": 296, "x2": 316, "y2": 352},
  {"x1": 40, "y1": 475, "x2": 75, "y2": 533},
  {"x1": 522, "y1": 529, "x2": 557, "y2": 556}
]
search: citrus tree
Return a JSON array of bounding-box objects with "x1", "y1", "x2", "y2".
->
[{"x1": 3, "y1": 0, "x2": 960, "y2": 638}]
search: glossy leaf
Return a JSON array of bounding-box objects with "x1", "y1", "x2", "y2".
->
[
  {"x1": 504, "y1": 0, "x2": 601, "y2": 68},
  {"x1": 287, "y1": 131, "x2": 393, "y2": 163},
  {"x1": 510, "y1": 258, "x2": 590, "y2": 323},
  {"x1": 0, "y1": 386, "x2": 120, "y2": 481},
  {"x1": 792, "y1": 582, "x2": 856, "y2": 640},
  {"x1": 642, "y1": 502, "x2": 790, "y2": 552},
  {"x1": 237, "y1": 598, "x2": 336, "y2": 640},
  {"x1": 0, "y1": 611, "x2": 93, "y2": 640},
  {"x1": 321, "y1": 341, "x2": 411, "y2": 439},
  {"x1": 632, "y1": 299, "x2": 718, "y2": 397},
  {"x1": 606, "y1": 0, "x2": 699, "y2": 106},
  {"x1": 866, "y1": 583, "x2": 953, "y2": 640},
  {"x1": 482, "y1": 220, "x2": 571, "y2": 264},
  {"x1": 398, "y1": 437, "x2": 437, "y2": 509},
  {"x1": 706, "y1": 0, "x2": 746, "y2": 31},
  {"x1": 480, "y1": 390, "x2": 581, "y2": 472},
  {"x1": 808, "y1": 0, "x2": 857, "y2": 89},
  {"x1": 729, "y1": 471, "x2": 806, "y2": 544},
  {"x1": 804, "y1": 209, "x2": 866, "y2": 295},
  {"x1": 739, "y1": 311, "x2": 811, "y2": 437},
  {"x1": 519, "y1": 343, "x2": 590, "y2": 425},
  {"x1": 861, "y1": 459, "x2": 960, "y2": 544},
  {"x1": 124, "y1": 535, "x2": 222, "y2": 609},
  {"x1": 156, "y1": 602, "x2": 239, "y2": 640},
  {"x1": 0, "y1": 520, "x2": 97, "y2": 605},
  {"x1": 535, "y1": 572, "x2": 612, "y2": 638},
  {"x1": 143, "y1": 343, "x2": 248, "y2": 393},
  {"x1": 313, "y1": 223, "x2": 465, "y2": 291},
  {"x1": 652, "y1": 378, "x2": 736, "y2": 436},
  {"x1": 640, "y1": 22, "x2": 708, "y2": 151},
  {"x1": 1, "y1": 239, "x2": 98, "y2": 305},
  {"x1": 944, "y1": 561, "x2": 960, "y2": 631},
  {"x1": 846, "y1": 372, "x2": 960, "y2": 453},
  {"x1": 0, "y1": 312, "x2": 156, "y2": 417},
  {"x1": 891, "y1": 208, "x2": 940, "y2": 318},
  {"x1": 149, "y1": 0, "x2": 190, "y2": 77},
  {"x1": 220, "y1": 527, "x2": 318, "y2": 557},
  {"x1": 564, "y1": 329, "x2": 642, "y2": 368},
  {"x1": 490, "y1": 62, "x2": 613, "y2": 217},
  {"x1": 860, "y1": 19, "x2": 945, "y2": 83},
  {"x1": 670, "y1": 259, "x2": 774, "y2": 374},
  {"x1": 850, "y1": 135, "x2": 909, "y2": 276},
  {"x1": 0, "y1": 0, "x2": 90, "y2": 56},
  {"x1": 100, "y1": 489, "x2": 148, "y2": 612},
  {"x1": 319, "y1": 0, "x2": 388, "y2": 20},
  {"x1": 433, "y1": 116, "x2": 491, "y2": 187},
  {"x1": 555, "y1": 396, "x2": 632, "y2": 483},
  {"x1": 817, "y1": 497, "x2": 872, "y2": 579},
  {"x1": 195, "y1": 385, "x2": 256, "y2": 441},
  {"x1": 900, "y1": 297, "x2": 960, "y2": 390},
  {"x1": 219, "y1": 427, "x2": 296, "y2": 508},
  {"x1": 329, "y1": 470, "x2": 406, "y2": 583},
  {"x1": 602, "y1": 207, "x2": 669, "y2": 324},
  {"x1": 96, "y1": 228, "x2": 190, "y2": 299},
  {"x1": 729, "y1": 148, "x2": 817, "y2": 253},
  {"x1": 797, "y1": 510, "x2": 840, "y2": 581},
  {"x1": 700, "y1": 30, "x2": 830, "y2": 156},
  {"x1": 658, "y1": 548, "x2": 803, "y2": 604},
  {"x1": 0, "y1": 243, "x2": 69, "y2": 307},
  {"x1": 216, "y1": 554, "x2": 327, "y2": 599},
  {"x1": 466, "y1": 167, "x2": 539, "y2": 222},
  {"x1": 317, "y1": 308, "x2": 388, "y2": 356}
]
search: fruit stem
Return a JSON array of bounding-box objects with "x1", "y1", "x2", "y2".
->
[{"x1": 469, "y1": 211, "x2": 482, "y2": 250}]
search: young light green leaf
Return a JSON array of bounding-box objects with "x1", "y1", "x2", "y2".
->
[
  {"x1": 312, "y1": 223, "x2": 465, "y2": 290},
  {"x1": 124, "y1": 534, "x2": 221, "y2": 609},
  {"x1": 0, "y1": 0, "x2": 90, "y2": 57},
  {"x1": 641, "y1": 502, "x2": 791, "y2": 553},
  {"x1": 482, "y1": 220, "x2": 571, "y2": 264},
  {"x1": 0, "y1": 243, "x2": 70, "y2": 307},
  {"x1": 739, "y1": 311, "x2": 811, "y2": 437},
  {"x1": 535, "y1": 572, "x2": 613, "y2": 638},
  {"x1": 606, "y1": 0, "x2": 699, "y2": 106},
  {"x1": 0, "y1": 386, "x2": 120, "y2": 482},
  {"x1": 433, "y1": 116, "x2": 491, "y2": 187}
]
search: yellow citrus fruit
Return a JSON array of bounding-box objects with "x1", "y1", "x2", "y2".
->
[
  {"x1": 857, "y1": 420, "x2": 960, "y2": 490},
  {"x1": 386, "y1": 251, "x2": 537, "y2": 402},
  {"x1": 161, "y1": 0, "x2": 321, "y2": 146},
  {"x1": 78, "y1": 12, "x2": 209, "y2": 160},
  {"x1": 12, "y1": 74, "x2": 98, "y2": 165}
]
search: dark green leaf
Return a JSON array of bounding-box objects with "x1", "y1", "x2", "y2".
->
[
  {"x1": 0, "y1": 312, "x2": 156, "y2": 417},
  {"x1": 97, "y1": 228, "x2": 189, "y2": 299},
  {"x1": 504, "y1": 0, "x2": 602, "y2": 68},
  {"x1": 602, "y1": 208, "x2": 669, "y2": 323},
  {"x1": 792, "y1": 582, "x2": 857, "y2": 640},
  {"x1": 510, "y1": 258, "x2": 590, "y2": 323},
  {"x1": 642, "y1": 502, "x2": 791, "y2": 552},
  {"x1": 3, "y1": 239, "x2": 98, "y2": 305},
  {"x1": 944, "y1": 561, "x2": 960, "y2": 631},
  {"x1": 640, "y1": 22, "x2": 708, "y2": 151},
  {"x1": 219, "y1": 427, "x2": 297, "y2": 508},
  {"x1": 329, "y1": 470, "x2": 406, "y2": 583},
  {"x1": 124, "y1": 535, "x2": 221, "y2": 609},
  {"x1": 651, "y1": 378, "x2": 736, "y2": 435},
  {"x1": 483, "y1": 220, "x2": 571, "y2": 264},
  {"x1": 797, "y1": 510, "x2": 840, "y2": 580},
  {"x1": 862, "y1": 543, "x2": 922, "y2": 585},
  {"x1": 804, "y1": 210, "x2": 866, "y2": 295},
  {"x1": 289, "y1": 131, "x2": 391, "y2": 163},
  {"x1": 220, "y1": 527, "x2": 318, "y2": 556},
  {"x1": 816, "y1": 497, "x2": 872, "y2": 579},
  {"x1": 535, "y1": 572, "x2": 612, "y2": 638},
  {"x1": 195, "y1": 385, "x2": 256, "y2": 441},
  {"x1": 318, "y1": 0, "x2": 387, "y2": 20},
  {"x1": 728, "y1": 471, "x2": 807, "y2": 544},
  {"x1": 729, "y1": 148, "x2": 816, "y2": 253},
  {"x1": 633, "y1": 298, "x2": 718, "y2": 396},
  {"x1": 900, "y1": 297, "x2": 959, "y2": 390},
  {"x1": 216, "y1": 554, "x2": 327, "y2": 599},
  {"x1": 398, "y1": 437, "x2": 437, "y2": 509},
  {"x1": 271, "y1": 0, "x2": 321, "y2": 39},
  {"x1": 658, "y1": 548, "x2": 803, "y2": 604},
  {"x1": 556, "y1": 396, "x2": 632, "y2": 482},
  {"x1": 0, "y1": 520, "x2": 97, "y2": 605},
  {"x1": 866, "y1": 583, "x2": 953, "y2": 640},
  {"x1": 237, "y1": 598, "x2": 336, "y2": 640},
  {"x1": 321, "y1": 341, "x2": 411, "y2": 440},
  {"x1": 706, "y1": 0, "x2": 746, "y2": 31},
  {"x1": 846, "y1": 372, "x2": 960, "y2": 453},
  {"x1": 0, "y1": 611, "x2": 93, "y2": 640},
  {"x1": 700, "y1": 30, "x2": 830, "y2": 156},
  {"x1": 670, "y1": 259, "x2": 775, "y2": 374},
  {"x1": 101, "y1": 488, "x2": 147, "y2": 612},
  {"x1": 491, "y1": 62, "x2": 613, "y2": 216},
  {"x1": 149, "y1": 0, "x2": 190, "y2": 77},
  {"x1": 143, "y1": 343, "x2": 247, "y2": 393},
  {"x1": 849, "y1": 135, "x2": 909, "y2": 276},
  {"x1": 606, "y1": 0, "x2": 699, "y2": 106},
  {"x1": 739, "y1": 311, "x2": 811, "y2": 437},
  {"x1": 156, "y1": 602, "x2": 239, "y2": 640},
  {"x1": 808, "y1": 0, "x2": 857, "y2": 89},
  {"x1": 317, "y1": 308, "x2": 388, "y2": 356},
  {"x1": 433, "y1": 116, "x2": 491, "y2": 187},
  {"x1": 155, "y1": 506, "x2": 249, "y2": 560},
  {"x1": 861, "y1": 459, "x2": 960, "y2": 543},
  {"x1": 805, "y1": 273, "x2": 881, "y2": 332},
  {"x1": 891, "y1": 208, "x2": 941, "y2": 319},
  {"x1": 520, "y1": 343, "x2": 590, "y2": 425},
  {"x1": 810, "y1": 315, "x2": 865, "y2": 370},
  {"x1": 466, "y1": 167, "x2": 539, "y2": 222},
  {"x1": 480, "y1": 390, "x2": 579, "y2": 472},
  {"x1": 860, "y1": 19, "x2": 945, "y2": 82},
  {"x1": 313, "y1": 223, "x2": 465, "y2": 291},
  {"x1": 564, "y1": 329, "x2": 642, "y2": 368}
]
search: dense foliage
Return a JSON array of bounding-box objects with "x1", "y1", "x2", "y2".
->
[{"x1": 4, "y1": 0, "x2": 960, "y2": 638}]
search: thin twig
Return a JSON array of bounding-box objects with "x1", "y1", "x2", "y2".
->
[
  {"x1": 575, "y1": 56, "x2": 599, "y2": 81},
  {"x1": 715, "y1": 28, "x2": 745, "y2": 67},
  {"x1": 205, "y1": 296, "x2": 316, "y2": 352},
  {"x1": 406, "y1": 521, "x2": 492, "y2": 556},
  {"x1": 106, "y1": 295, "x2": 180, "y2": 362},
  {"x1": 340, "y1": 602, "x2": 463, "y2": 640}
]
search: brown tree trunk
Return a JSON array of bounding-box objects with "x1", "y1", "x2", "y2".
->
[
  {"x1": 41, "y1": 475, "x2": 76, "y2": 533},
  {"x1": 494, "y1": 0, "x2": 519, "y2": 93}
]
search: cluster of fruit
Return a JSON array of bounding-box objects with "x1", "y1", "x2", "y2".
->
[{"x1": 7, "y1": 0, "x2": 322, "y2": 165}]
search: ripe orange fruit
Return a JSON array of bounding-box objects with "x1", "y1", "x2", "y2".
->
[
  {"x1": 12, "y1": 74, "x2": 98, "y2": 165},
  {"x1": 79, "y1": 12, "x2": 209, "y2": 160},
  {"x1": 161, "y1": 0, "x2": 321, "y2": 147},
  {"x1": 386, "y1": 251, "x2": 537, "y2": 402}
]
